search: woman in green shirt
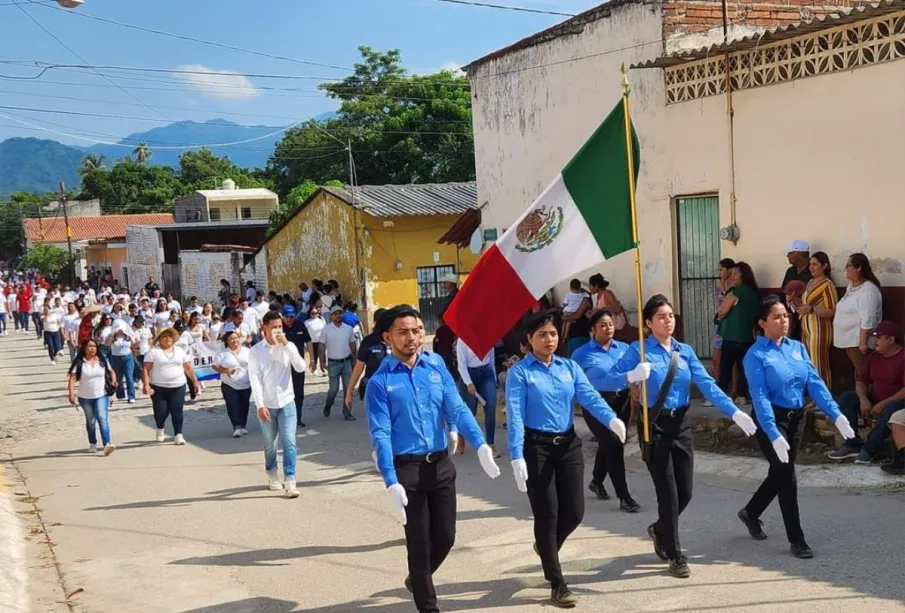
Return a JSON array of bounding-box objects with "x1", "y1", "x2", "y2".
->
[{"x1": 717, "y1": 261, "x2": 759, "y2": 403}]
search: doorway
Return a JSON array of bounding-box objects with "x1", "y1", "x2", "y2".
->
[
  {"x1": 416, "y1": 265, "x2": 455, "y2": 334},
  {"x1": 675, "y1": 195, "x2": 720, "y2": 359}
]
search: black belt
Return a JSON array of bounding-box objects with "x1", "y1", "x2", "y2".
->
[
  {"x1": 328, "y1": 357, "x2": 351, "y2": 362},
  {"x1": 655, "y1": 405, "x2": 689, "y2": 419},
  {"x1": 525, "y1": 426, "x2": 576, "y2": 446},
  {"x1": 394, "y1": 449, "x2": 449, "y2": 464}
]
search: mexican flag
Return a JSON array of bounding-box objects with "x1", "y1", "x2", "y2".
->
[{"x1": 445, "y1": 99, "x2": 640, "y2": 357}]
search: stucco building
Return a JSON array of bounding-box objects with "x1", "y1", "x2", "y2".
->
[
  {"x1": 174, "y1": 180, "x2": 279, "y2": 223},
  {"x1": 262, "y1": 183, "x2": 480, "y2": 333}
]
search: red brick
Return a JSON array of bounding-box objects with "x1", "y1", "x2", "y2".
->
[
  {"x1": 751, "y1": 17, "x2": 781, "y2": 25},
  {"x1": 775, "y1": 9, "x2": 805, "y2": 19}
]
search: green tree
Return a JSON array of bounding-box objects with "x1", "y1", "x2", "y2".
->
[
  {"x1": 24, "y1": 244, "x2": 68, "y2": 277},
  {"x1": 0, "y1": 193, "x2": 45, "y2": 258},
  {"x1": 84, "y1": 160, "x2": 179, "y2": 214},
  {"x1": 78, "y1": 154, "x2": 106, "y2": 177},
  {"x1": 132, "y1": 143, "x2": 152, "y2": 166},
  {"x1": 176, "y1": 149, "x2": 268, "y2": 195},
  {"x1": 266, "y1": 179, "x2": 343, "y2": 235}
]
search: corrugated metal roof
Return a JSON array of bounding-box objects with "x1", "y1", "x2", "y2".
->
[
  {"x1": 633, "y1": 0, "x2": 905, "y2": 69},
  {"x1": 24, "y1": 213, "x2": 175, "y2": 243},
  {"x1": 323, "y1": 182, "x2": 478, "y2": 217}
]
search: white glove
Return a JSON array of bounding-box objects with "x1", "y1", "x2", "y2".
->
[
  {"x1": 386, "y1": 483, "x2": 408, "y2": 525},
  {"x1": 731, "y1": 410, "x2": 757, "y2": 437},
  {"x1": 608, "y1": 417, "x2": 627, "y2": 444},
  {"x1": 772, "y1": 436, "x2": 791, "y2": 464},
  {"x1": 834, "y1": 415, "x2": 856, "y2": 441},
  {"x1": 448, "y1": 431, "x2": 458, "y2": 454},
  {"x1": 371, "y1": 450, "x2": 379, "y2": 471},
  {"x1": 627, "y1": 362, "x2": 652, "y2": 384},
  {"x1": 511, "y1": 458, "x2": 528, "y2": 492},
  {"x1": 476, "y1": 444, "x2": 501, "y2": 479}
]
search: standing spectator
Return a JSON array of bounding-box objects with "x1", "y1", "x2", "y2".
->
[
  {"x1": 166, "y1": 293, "x2": 182, "y2": 314},
  {"x1": 828, "y1": 321, "x2": 905, "y2": 462},
  {"x1": 109, "y1": 321, "x2": 137, "y2": 404},
  {"x1": 882, "y1": 409, "x2": 905, "y2": 475},
  {"x1": 217, "y1": 279, "x2": 231, "y2": 308},
  {"x1": 212, "y1": 330, "x2": 252, "y2": 438},
  {"x1": 796, "y1": 252, "x2": 838, "y2": 387},
  {"x1": 782, "y1": 240, "x2": 812, "y2": 340},
  {"x1": 144, "y1": 276, "x2": 160, "y2": 295},
  {"x1": 281, "y1": 305, "x2": 310, "y2": 429},
  {"x1": 304, "y1": 306, "x2": 327, "y2": 376},
  {"x1": 322, "y1": 306, "x2": 357, "y2": 421},
  {"x1": 245, "y1": 281, "x2": 257, "y2": 304},
  {"x1": 298, "y1": 282, "x2": 312, "y2": 313},
  {"x1": 457, "y1": 340, "x2": 499, "y2": 457},
  {"x1": 709, "y1": 259, "x2": 736, "y2": 404},
  {"x1": 142, "y1": 327, "x2": 199, "y2": 445},
  {"x1": 717, "y1": 262, "x2": 759, "y2": 403},
  {"x1": 441, "y1": 274, "x2": 459, "y2": 314},
  {"x1": 833, "y1": 253, "x2": 883, "y2": 370},
  {"x1": 67, "y1": 339, "x2": 117, "y2": 455}
]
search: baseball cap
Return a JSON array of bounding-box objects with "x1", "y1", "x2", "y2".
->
[
  {"x1": 330, "y1": 305, "x2": 344, "y2": 314},
  {"x1": 871, "y1": 321, "x2": 900, "y2": 339},
  {"x1": 280, "y1": 305, "x2": 297, "y2": 318},
  {"x1": 785, "y1": 239, "x2": 810, "y2": 254}
]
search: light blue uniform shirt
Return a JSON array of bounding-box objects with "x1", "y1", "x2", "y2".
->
[
  {"x1": 605, "y1": 336, "x2": 737, "y2": 418},
  {"x1": 570, "y1": 339, "x2": 630, "y2": 392},
  {"x1": 366, "y1": 350, "x2": 485, "y2": 488},
  {"x1": 743, "y1": 335, "x2": 842, "y2": 442},
  {"x1": 506, "y1": 353, "x2": 617, "y2": 461}
]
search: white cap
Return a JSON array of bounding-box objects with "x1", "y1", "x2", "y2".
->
[
  {"x1": 786, "y1": 239, "x2": 810, "y2": 254},
  {"x1": 441, "y1": 273, "x2": 459, "y2": 285}
]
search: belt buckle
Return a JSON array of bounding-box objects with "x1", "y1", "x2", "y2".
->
[
  {"x1": 668, "y1": 409, "x2": 676, "y2": 418},
  {"x1": 552, "y1": 435, "x2": 565, "y2": 445},
  {"x1": 425, "y1": 452, "x2": 436, "y2": 464}
]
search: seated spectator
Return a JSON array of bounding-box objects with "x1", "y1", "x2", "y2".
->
[
  {"x1": 882, "y1": 409, "x2": 905, "y2": 475},
  {"x1": 828, "y1": 321, "x2": 905, "y2": 463}
]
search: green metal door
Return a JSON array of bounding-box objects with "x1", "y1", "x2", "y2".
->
[{"x1": 676, "y1": 195, "x2": 720, "y2": 359}]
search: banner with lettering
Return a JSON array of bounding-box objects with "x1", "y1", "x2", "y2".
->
[{"x1": 190, "y1": 341, "x2": 223, "y2": 381}]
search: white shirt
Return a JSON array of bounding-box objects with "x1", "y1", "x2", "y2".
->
[
  {"x1": 176, "y1": 331, "x2": 195, "y2": 351},
  {"x1": 562, "y1": 291, "x2": 586, "y2": 315},
  {"x1": 209, "y1": 322, "x2": 223, "y2": 340},
  {"x1": 7, "y1": 294, "x2": 16, "y2": 312},
  {"x1": 323, "y1": 322, "x2": 355, "y2": 360},
  {"x1": 145, "y1": 346, "x2": 191, "y2": 388},
  {"x1": 186, "y1": 304, "x2": 202, "y2": 315},
  {"x1": 245, "y1": 287, "x2": 257, "y2": 303},
  {"x1": 222, "y1": 321, "x2": 251, "y2": 341},
  {"x1": 456, "y1": 342, "x2": 495, "y2": 386},
  {"x1": 98, "y1": 326, "x2": 113, "y2": 346},
  {"x1": 0, "y1": 297, "x2": 5, "y2": 315},
  {"x1": 833, "y1": 281, "x2": 883, "y2": 349},
  {"x1": 321, "y1": 294, "x2": 334, "y2": 310},
  {"x1": 214, "y1": 347, "x2": 251, "y2": 390},
  {"x1": 111, "y1": 330, "x2": 135, "y2": 357},
  {"x1": 242, "y1": 308, "x2": 260, "y2": 336},
  {"x1": 76, "y1": 359, "x2": 108, "y2": 400},
  {"x1": 43, "y1": 311, "x2": 62, "y2": 333},
  {"x1": 248, "y1": 340, "x2": 306, "y2": 409},
  {"x1": 135, "y1": 327, "x2": 153, "y2": 355},
  {"x1": 167, "y1": 300, "x2": 182, "y2": 313},
  {"x1": 153, "y1": 312, "x2": 172, "y2": 329},
  {"x1": 305, "y1": 316, "x2": 326, "y2": 343},
  {"x1": 62, "y1": 314, "x2": 80, "y2": 339},
  {"x1": 254, "y1": 301, "x2": 270, "y2": 318}
]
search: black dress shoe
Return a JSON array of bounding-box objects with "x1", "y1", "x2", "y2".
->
[
  {"x1": 619, "y1": 496, "x2": 641, "y2": 513},
  {"x1": 791, "y1": 541, "x2": 814, "y2": 559},
  {"x1": 669, "y1": 556, "x2": 691, "y2": 578},
  {"x1": 648, "y1": 523, "x2": 668, "y2": 561},
  {"x1": 404, "y1": 575, "x2": 412, "y2": 592},
  {"x1": 344, "y1": 414, "x2": 357, "y2": 422},
  {"x1": 588, "y1": 482, "x2": 610, "y2": 500},
  {"x1": 323, "y1": 406, "x2": 331, "y2": 418},
  {"x1": 297, "y1": 420, "x2": 306, "y2": 428},
  {"x1": 551, "y1": 584, "x2": 577, "y2": 608},
  {"x1": 738, "y1": 508, "x2": 768, "y2": 540}
]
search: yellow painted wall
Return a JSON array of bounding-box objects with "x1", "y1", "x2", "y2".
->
[
  {"x1": 86, "y1": 244, "x2": 127, "y2": 283},
  {"x1": 265, "y1": 191, "x2": 358, "y2": 300},
  {"x1": 209, "y1": 197, "x2": 277, "y2": 221}
]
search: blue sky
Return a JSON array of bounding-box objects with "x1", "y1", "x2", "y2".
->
[{"x1": 0, "y1": 0, "x2": 601, "y2": 147}]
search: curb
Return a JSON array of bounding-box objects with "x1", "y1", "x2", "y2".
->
[{"x1": 0, "y1": 466, "x2": 29, "y2": 613}]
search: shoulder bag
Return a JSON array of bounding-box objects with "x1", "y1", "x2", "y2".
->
[{"x1": 641, "y1": 349, "x2": 680, "y2": 464}]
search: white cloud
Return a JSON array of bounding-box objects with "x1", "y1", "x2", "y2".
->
[{"x1": 175, "y1": 64, "x2": 259, "y2": 100}]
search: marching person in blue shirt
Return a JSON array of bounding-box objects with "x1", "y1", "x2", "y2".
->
[
  {"x1": 366, "y1": 305, "x2": 501, "y2": 613},
  {"x1": 507, "y1": 309, "x2": 627, "y2": 608},
  {"x1": 606, "y1": 294, "x2": 757, "y2": 579},
  {"x1": 739, "y1": 295, "x2": 855, "y2": 558},
  {"x1": 571, "y1": 309, "x2": 641, "y2": 512}
]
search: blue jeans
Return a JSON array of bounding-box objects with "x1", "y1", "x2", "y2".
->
[
  {"x1": 44, "y1": 330, "x2": 62, "y2": 361},
  {"x1": 69, "y1": 342, "x2": 79, "y2": 362},
  {"x1": 839, "y1": 391, "x2": 905, "y2": 454},
  {"x1": 460, "y1": 364, "x2": 498, "y2": 445},
  {"x1": 32, "y1": 313, "x2": 43, "y2": 338},
  {"x1": 222, "y1": 384, "x2": 251, "y2": 428},
  {"x1": 110, "y1": 354, "x2": 136, "y2": 400},
  {"x1": 0, "y1": 312, "x2": 6, "y2": 333},
  {"x1": 79, "y1": 396, "x2": 111, "y2": 446},
  {"x1": 258, "y1": 402, "x2": 298, "y2": 480},
  {"x1": 325, "y1": 358, "x2": 353, "y2": 417},
  {"x1": 133, "y1": 353, "x2": 145, "y2": 383},
  {"x1": 17, "y1": 311, "x2": 29, "y2": 331}
]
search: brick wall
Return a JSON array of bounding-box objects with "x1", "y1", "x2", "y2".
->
[
  {"x1": 179, "y1": 250, "x2": 242, "y2": 305},
  {"x1": 125, "y1": 225, "x2": 162, "y2": 292},
  {"x1": 663, "y1": 0, "x2": 863, "y2": 37}
]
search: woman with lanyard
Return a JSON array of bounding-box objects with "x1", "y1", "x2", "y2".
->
[
  {"x1": 738, "y1": 295, "x2": 855, "y2": 558},
  {"x1": 507, "y1": 309, "x2": 627, "y2": 608},
  {"x1": 606, "y1": 295, "x2": 757, "y2": 579},
  {"x1": 571, "y1": 309, "x2": 640, "y2": 512}
]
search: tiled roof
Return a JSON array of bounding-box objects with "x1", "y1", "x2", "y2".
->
[
  {"x1": 323, "y1": 182, "x2": 478, "y2": 217},
  {"x1": 24, "y1": 213, "x2": 175, "y2": 243}
]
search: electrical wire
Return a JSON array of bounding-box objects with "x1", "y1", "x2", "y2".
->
[{"x1": 428, "y1": 0, "x2": 576, "y2": 17}]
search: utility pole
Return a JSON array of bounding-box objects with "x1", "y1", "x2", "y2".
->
[{"x1": 60, "y1": 181, "x2": 75, "y2": 284}]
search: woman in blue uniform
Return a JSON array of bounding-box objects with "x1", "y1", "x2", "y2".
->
[
  {"x1": 507, "y1": 309, "x2": 627, "y2": 608},
  {"x1": 606, "y1": 295, "x2": 757, "y2": 579},
  {"x1": 738, "y1": 295, "x2": 855, "y2": 558},
  {"x1": 571, "y1": 309, "x2": 641, "y2": 512}
]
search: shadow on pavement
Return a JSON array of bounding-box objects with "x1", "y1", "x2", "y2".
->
[
  {"x1": 84, "y1": 484, "x2": 279, "y2": 511},
  {"x1": 180, "y1": 597, "x2": 299, "y2": 613},
  {"x1": 170, "y1": 538, "x2": 405, "y2": 567}
]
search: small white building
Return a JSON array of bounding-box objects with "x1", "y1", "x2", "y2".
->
[{"x1": 174, "y1": 179, "x2": 279, "y2": 223}]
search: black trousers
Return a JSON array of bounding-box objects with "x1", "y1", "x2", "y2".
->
[
  {"x1": 644, "y1": 412, "x2": 693, "y2": 561},
  {"x1": 745, "y1": 407, "x2": 805, "y2": 544},
  {"x1": 290, "y1": 369, "x2": 305, "y2": 424},
  {"x1": 719, "y1": 340, "x2": 753, "y2": 398},
  {"x1": 583, "y1": 390, "x2": 631, "y2": 499},
  {"x1": 525, "y1": 432, "x2": 584, "y2": 589},
  {"x1": 396, "y1": 456, "x2": 457, "y2": 613}
]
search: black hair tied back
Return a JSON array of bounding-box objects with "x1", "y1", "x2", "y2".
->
[
  {"x1": 642, "y1": 294, "x2": 672, "y2": 323},
  {"x1": 524, "y1": 308, "x2": 562, "y2": 336}
]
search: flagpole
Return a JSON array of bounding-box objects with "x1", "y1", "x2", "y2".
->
[{"x1": 620, "y1": 64, "x2": 650, "y2": 446}]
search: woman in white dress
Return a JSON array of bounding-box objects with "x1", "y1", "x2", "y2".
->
[{"x1": 833, "y1": 252, "x2": 883, "y2": 370}]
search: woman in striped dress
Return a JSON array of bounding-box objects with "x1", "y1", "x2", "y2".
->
[{"x1": 798, "y1": 252, "x2": 838, "y2": 387}]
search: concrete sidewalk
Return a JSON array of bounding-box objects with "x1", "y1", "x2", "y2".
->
[{"x1": 1, "y1": 333, "x2": 904, "y2": 612}]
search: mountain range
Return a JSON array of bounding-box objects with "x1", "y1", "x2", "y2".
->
[{"x1": 0, "y1": 113, "x2": 335, "y2": 195}]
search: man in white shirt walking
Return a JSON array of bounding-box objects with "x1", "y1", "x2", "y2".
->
[
  {"x1": 248, "y1": 311, "x2": 307, "y2": 498},
  {"x1": 322, "y1": 305, "x2": 357, "y2": 421}
]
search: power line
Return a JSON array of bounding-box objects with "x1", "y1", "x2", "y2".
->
[{"x1": 428, "y1": 0, "x2": 576, "y2": 17}]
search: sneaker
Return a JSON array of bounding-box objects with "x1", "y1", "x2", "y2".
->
[
  {"x1": 880, "y1": 451, "x2": 904, "y2": 475},
  {"x1": 648, "y1": 523, "x2": 668, "y2": 561},
  {"x1": 343, "y1": 414, "x2": 357, "y2": 422},
  {"x1": 551, "y1": 584, "x2": 578, "y2": 608},
  {"x1": 233, "y1": 429, "x2": 242, "y2": 438},
  {"x1": 791, "y1": 541, "x2": 814, "y2": 559},
  {"x1": 853, "y1": 450, "x2": 876, "y2": 465},
  {"x1": 669, "y1": 557, "x2": 691, "y2": 578},
  {"x1": 619, "y1": 496, "x2": 641, "y2": 513},
  {"x1": 737, "y1": 508, "x2": 767, "y2": 540},
  {"x1": 701, "y1": 399, "x2": 714, "y2": 407},
  {"x1": 127, "y1": 399, "x2": 136, "y2": 404},
  {"x1": 267, "y1": 471, "x2": 283, "y2": 491},
  {"x1": 51, "y1": 359, "x2": 57, "y2": 365},
  {"x1": 238, "y1": 428, "x2": 248, "y2": 437},
  {"x1": 103, "y1": 443, "x2": 116, "y2": 456},
  {"x1": 827, "y1": 444, "x2": 861, "y2": 460},
  {"x1": 588, "y1": 482, "x2": 610, "y2": 500},
  {"x1": 155, "y1": 429, "x2": 165, "y2": 443},
  {"x1": 88, "y1": 444, "x2": 97, "y2": 454},
  {"x1": 736, "y1": 397, "x2": 749, "y2": 405},
  {"x1": 174, "y1": 434, "x2": 186, "y2": 446},
  {"x1": 284, "y1": 481, "x2": 300, "y2": 499}
]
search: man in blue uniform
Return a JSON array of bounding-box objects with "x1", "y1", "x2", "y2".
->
[
  {"x1": 281, "y1": 304, "x2": 310, "y2": 428},
  {"x1": 367, "y1": 304, "x2": 501, "y2": 613}
]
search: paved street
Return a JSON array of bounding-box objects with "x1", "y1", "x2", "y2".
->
[{"x1": 1, "y1": 333, "x2": 903, "y2": 613}]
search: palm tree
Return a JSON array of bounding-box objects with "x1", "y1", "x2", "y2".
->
[
  {"x1": 132, "y1": 142, "x2": 151, "y2": 165},
  {"x1": 78, "y1": 153, "x2": 106, "y2": 176}
]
